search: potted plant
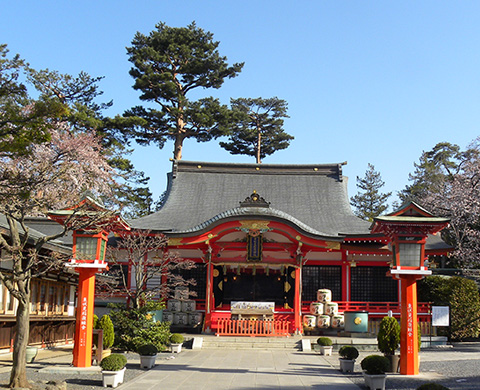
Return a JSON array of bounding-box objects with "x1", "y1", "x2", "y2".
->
[
  {"x1": 316, "y1": 337, "x2": 333, "y2": 356},
  {"x1": 100, "y1": 353, "x2": 127, "y2": 388},
  {"x1": 170, "y1": 333, "x2": 184, "y2": 353},
  {"x1": 377, "y1": 316, "x2": 400, "y2": 372},
  {"x1": 98, "y1": 314, "x2": 115, "y2": 360},
  {"x1": 361, "y1": 354, "x2": 389, "y2": 390},
  {"x1": 338, "y1": 345, "x2": 359, "y2": 373},
  {"x1": 137, "y1": 343, "x2": 158, "y2": 369}
]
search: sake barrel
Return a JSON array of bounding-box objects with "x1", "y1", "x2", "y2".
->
[
  {"x1": 188, "y1": 311, "x2": 203, "y2": 326},
  {"x1": 317, "y1": 289, "x2": 332, "y2": 303},
  {"x1": 163, "y1": 311, "x2": 174, "y2": 323},
  {"x1": 317, "y1": 314, "x2": 331, "y2": 328},
  {"x1": 331, "y1": 315, "x2": 345, "y2": 328},
  {"x1": 309, "y1": 302, "x2": 324, "y2": 315},
  {"x1": 182, "y1": 300, "x2": 196, "y2": 312},
  {"x1": 303, "y1": 315, "x2": 317, "y2": 329},
  {"x1": 173, "y1": 312, "x2": 188, "y2": 325},
  {"x1": 167, "y1": 299, "x2": 181, "y2": 312},
  {"x1": 325, "y1": 302, "x2": 338, "y2": 316}
]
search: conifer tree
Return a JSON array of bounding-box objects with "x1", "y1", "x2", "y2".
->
[
  {"x1": 219, "y1": 97, "x2": 293, "y2": 163},
  {"x1": 125, "y1": 21, "x2": 244, "y2": 160},
  {"x1": 350, "y1": 163, "x2": 391, "y2": 221}
]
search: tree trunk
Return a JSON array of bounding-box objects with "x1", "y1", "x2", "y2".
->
[
  {"x1": 256, "y1": 128, "x2": 262, "y2": 164},
  {"x1": 9, "y1": 297, "x2": 31, "y2": 389}
]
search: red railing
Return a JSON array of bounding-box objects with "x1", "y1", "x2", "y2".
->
[
  {"x1": 301, "y1": 301, "x2": 431, "y2": 316},
  {"x1": 216, "y1": 319, "x2": 290, "y2": 337}
]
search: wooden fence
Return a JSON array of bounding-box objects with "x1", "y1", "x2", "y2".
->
[{"x1": 216, "y1": 319, "x2": 290, "y2": 337}]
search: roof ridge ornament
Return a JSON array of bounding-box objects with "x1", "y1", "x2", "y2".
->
[{"x1": 239, "y1": 190, "x2": 270, "y2": 208}]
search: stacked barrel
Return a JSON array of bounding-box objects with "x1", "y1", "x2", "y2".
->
[
  {"x1": 163, "y1": 288, "x2": 203, "y2": 327},
  {"x1": 303, "y1": 289, "x2": 345, "y2": 331}
]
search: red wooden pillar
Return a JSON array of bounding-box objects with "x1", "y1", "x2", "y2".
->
[
  {"x1": 72, "y1": 268, "x2": 97, "y2": 367},
  {"x1": 204, "y1": 251, "x2": 214, "y2": 332},
  {"x1": 341, "y1": 250, "x2": 349, "y2": 301},
  {"x1": 399, "y1": 275, "x2": 420, "y2": 375},
  {"x1": 293, "y1": 267, "x2": 301, "y2": 334}
]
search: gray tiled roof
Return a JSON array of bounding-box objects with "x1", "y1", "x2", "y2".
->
[
  {"x1": 131, "y1": 160, "x2": 371, "y2": 238},
  {"x1": 0, "y1": 214, "x2": 71, "y2": 253}
]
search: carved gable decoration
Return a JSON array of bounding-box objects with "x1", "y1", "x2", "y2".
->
[{"x1": 240, "y1": 191, "x2": 270, "y2": 208}]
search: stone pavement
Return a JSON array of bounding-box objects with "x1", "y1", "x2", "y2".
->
[
  {"x1": 117, "y1": 349, "x2": 359, "y2": 390},
  {"x1": 1, "y1": 343, "x2": 479, "y2": 389}
]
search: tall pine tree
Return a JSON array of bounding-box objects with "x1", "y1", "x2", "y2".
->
[
  {"x1": 125, "y1": 21, "x2": 244, "y2": 160},
  {"x1": 219, "y1": 97, "x2": 293, "y2": 163},
  {"x1": 350, "y1": 163, "x2": 391, "y2": 221}
]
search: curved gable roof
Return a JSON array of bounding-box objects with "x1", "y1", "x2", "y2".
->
[{"x1": 131, "y1": 160, "x2": 371, "y2": 238}]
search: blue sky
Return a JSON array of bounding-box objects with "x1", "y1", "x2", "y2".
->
[{"x1": 2, "y1": 1, "x2": 480, "y2": 207}]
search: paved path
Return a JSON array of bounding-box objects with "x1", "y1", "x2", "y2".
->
[{"x1": 118, "y1": 349, "x2": 359, "y2": 390}]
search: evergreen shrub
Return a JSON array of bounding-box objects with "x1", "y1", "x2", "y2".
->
[
  {"x1": 377, "y1": 316, "x2": 400, "y2": 355},
  {"x1": 360, "y1": 355, "x2": 390, "y2": 375},
  {"x1": 317, "y1": 337, "x2": 333, "y2": 346},
  {"x1": 418, "y1": 275, "x2": 480, "y2": 340},
  {"x1": 109, "y1": 302, "x2": 170, "y2": 352},
  {"x1": 98, "y1": 314, "x2": 115, "y2": 349},
  {"x1": 170, "y1": 333, "x2": 184, "y2": 344},
  {"x1": 137, "y1": 344, "x2": 158, "y2": 356},
  {"x1": 339, "y1": 345, "x2": 359, "y2": 360},
  {"x1": 100, "y1": 353, "x2": 127, "y2": 371}
]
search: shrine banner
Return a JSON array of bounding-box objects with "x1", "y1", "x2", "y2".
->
[{"x1": 247, "y1": 234, "x2": 262, "y2": 262}]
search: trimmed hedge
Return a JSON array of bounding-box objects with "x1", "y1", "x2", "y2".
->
[
  {"x1": 170, "y1": 333, "x2": 184, "y2": 344},
  {"x1": 317, "y1": 337, "x2": 333, "y2": 346},
  {"x1": 361, "y1": 355, "x2": 390, "y2": 375},
  {"x1": 137, "y1": 344, "x2": 158, "y2": 356},
  {"x1": 100, "y1": 353, "x2": 127, "y2": 371},
  {"x1": 339, "y1": 345, "x2": 359, "y2": 360}
]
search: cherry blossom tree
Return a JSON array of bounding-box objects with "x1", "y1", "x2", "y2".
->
[
  {"x1": 419, "y1": 138, "x2": 480, "y2": 268},
  {"x1": 100, "y1": 230, "x2": 196, "y2": 309},
  {"x1": 0, "y1": 125, "x2": 114, "y2": 388}
]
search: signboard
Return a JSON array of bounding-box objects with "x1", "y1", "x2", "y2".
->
[
  {"x1": 231, "y1": 301, "x2": 274, "y2": 311},
  {"x1": 432, "y1": 306, "x2": 450, "y2": 327}
]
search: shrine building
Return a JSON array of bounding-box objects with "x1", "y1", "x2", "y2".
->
[{"x1": 128, "y1": 160, "x2": 450, "y2": 335}]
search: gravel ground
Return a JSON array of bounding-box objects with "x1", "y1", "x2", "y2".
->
[
  {"x1": 0, "y1": 352, "x2": 176, "y2": 390},
  {"x1": 324, "y1": 348, "x2": 480, "y2": 390}
]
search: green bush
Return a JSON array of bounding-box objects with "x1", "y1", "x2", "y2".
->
[
  {"x1": 360, "y1": 355, "x2": 390, "y2": 375},
  {"x1": 137, "y1": 344, "x2": 158, "y2": 356},
  {"x1": 98, "y1": 314, "x2": 115, "y2": 349},
  {"x1": 100, "y1": 353, "x2": 127, "y2": 371},
  {"x1": 108, "y1": 302, "x2": 170, "y2": 352},
  {"x1": 170, "y1": 333, "x2": 184, "y2": 344},
  {"x1": 377, "y1": 316, "x2": 400, "y2": 355},
  {"x1": 93, "y1": 314, "x2": 99, "y2": 329},
  {"x1": 418, "y1": 275, "x2": 480, "y2": 341},
  {"x1": 338, "y1": 345, "x2": 359, "y2": 360},
  {"x1": 316, "y1": 337, "x2": 332, "y2": 346},
  {"x1": 416, "y1": 383, "x2": 450, "y2": 390}
]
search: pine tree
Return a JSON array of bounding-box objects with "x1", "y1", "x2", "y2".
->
[
  {"x1": 398, "y1": 142, "x2": 466, "y2": 203},
  {"x1": 350, "y1": 164, "x2": 391, "y2": 221},
  {"x1": 125, "y1": 21, "x2": 244, "y2": 160},
  {"x1": 219, "y1": 97, "x2": 293, "y2": 163}
]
